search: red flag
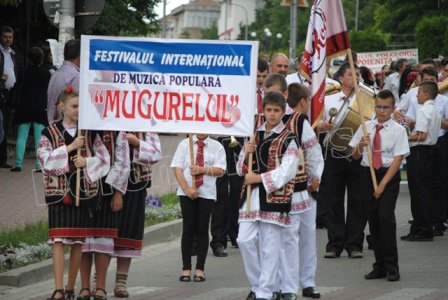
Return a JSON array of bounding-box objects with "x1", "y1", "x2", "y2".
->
[{"x1": 300, "y1": 0, "x2": 350, "y2": 125}]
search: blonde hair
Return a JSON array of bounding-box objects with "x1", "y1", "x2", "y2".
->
[{"x1": 53, "y1": 86, "x2": 78, "y2": 121}]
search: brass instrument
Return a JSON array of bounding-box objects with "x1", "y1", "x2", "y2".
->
[
  {"x1": 229, "y1": 136, "x2": 240, "y2": 148},
  {"x1": 325, "y1": 81, "x2": 341, "y2": 95},
  {"x1": 439, "y1": 78, "x2": 448, "y2": 94}
]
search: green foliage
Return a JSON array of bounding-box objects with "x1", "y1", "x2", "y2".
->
[
  {"x1": 350, "y1": 29, "x2": 387, "y2": 52},
  {"x1": 0, "y1": 0, "x2": 20, "y2": 6},
  {"x1": 0, "y1": 220, "x2": 48, "y2": 248},
  {"x1": 85, "y1": 0, "x2": 161, "y2": 36},
  {"x1": 342, "y1": 0, "x2": 379, "y2": 31},
  {"x1": 201, "y1": 22, "x2": 219, "y2": 40},
  {"x1": 415, "y1": 16, "x2": 448, "y2": 60},
  {"x1": 144, "y1": 193, "x2": 181, "y2": 227}
]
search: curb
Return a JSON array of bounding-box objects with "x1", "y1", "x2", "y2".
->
[{"x1": 0, "y1": 219, "x2": 182, "y2": 287}]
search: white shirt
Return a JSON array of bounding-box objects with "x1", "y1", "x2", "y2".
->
[
  {"x1": 0, "y1": 44, "x2": 16, "y2": 90},
  {"x1": 323, "y1": 91, "x2": 353, "y2": 122},
  {"x1": 171, "y1": 135, "x2": 227, "y2": 200},
  {"x1": 236, "y1": 122, "x2": 299, "y2": 226},
  {"x1": 349, "y1": 118, "x2": 410, "y2": 168},
  {"x1": 403, "y1": 89, "x2": 448, "y2": 137},
  {"x1": 411, "y1": 100, "x2": 441, "y2": 147},
  {"x1": 384, "y1": 72, "x2": 400, "y2": 103},
  {"x1": 286, "y1": 72, "x2": 308, "y2": 87}
]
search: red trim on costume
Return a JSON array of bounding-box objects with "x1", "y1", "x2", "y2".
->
[
  {"x1": 114, "y1": 238, "x2": 143, "y2": 250},
  {"x1": 49, "y1": 228, "x2": 92, "y2": 238},
  {"x1": 90, "y1": 228, "x2": 118, "y2": 238}
]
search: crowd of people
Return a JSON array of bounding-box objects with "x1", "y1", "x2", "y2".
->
[{"x1": 2, "y1": 22, "x2": 448, "y2": 300}]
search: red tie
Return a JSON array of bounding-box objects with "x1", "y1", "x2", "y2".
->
[
  {"x1": 195, "y1": 141, "x2": 205, "y2": 188},
  {"x1": 373, "y1": 124, "x2": 383, "y2": 170},
  {"x1": 257, "y1": 89, "x2": 263, "y2": 113}
]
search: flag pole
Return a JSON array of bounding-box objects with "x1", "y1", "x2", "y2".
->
[
  {"x1": 346, "y1": 48, "x2": 378, "y2": 189},
  {"x1": 75, "y1": 129, "x2": 81, "y2": 207},
  {"x1": 245, "y1": 136, "x2": 254, "y2": 214},
  {"x1": 188, "y1": 134, "x2": 196, "y2": 189}
]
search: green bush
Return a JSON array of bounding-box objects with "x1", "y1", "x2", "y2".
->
[{"x1": 415, "y1": 16, "x2": 448, "y2": 59}]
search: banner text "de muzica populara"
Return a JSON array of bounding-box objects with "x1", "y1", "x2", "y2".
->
[{"x1": 94, "y1": 51, "x2": 245, "y2": 68}]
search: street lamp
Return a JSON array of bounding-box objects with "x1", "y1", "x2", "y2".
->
[
  {"x1": 275, "y1": 33, "x2": 282, "y2": 50},
  {"x1": 263, "y1": 28, "x2": 272, "y2": 53},
  {"x1": 250, "y1": 31, "x2": 257, "y2": 40}
]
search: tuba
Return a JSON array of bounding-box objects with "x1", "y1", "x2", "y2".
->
[
  {"x1": 325, "y1": 81, "x2": 341, "y2": 95},
  {"x1": 439, "y1": 78, "x2": 448, "y2": 94}
]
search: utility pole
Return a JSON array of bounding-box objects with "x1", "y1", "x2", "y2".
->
[
  {"x1": 162, "y1": 0, "x2": 167, "y2": 38},
  {"x1": 58, "y1": 0, "x2": 75, "y2": 44}
]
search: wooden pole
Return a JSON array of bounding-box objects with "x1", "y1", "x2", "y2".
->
[
  {"x1": 188, "y1": 134, "x2": 196, "y2": 189},
  {"x1": 245, "y1": 137, "x2": 254, "y2": 214},
  {"x1": 75, "y1": 129, "x2": 81, "y2": 207},
  {"x1": 346, "y1": 48, "x2": 378, "y2": 189}
]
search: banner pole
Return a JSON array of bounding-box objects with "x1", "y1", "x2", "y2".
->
[
  {"x1": 245, "y1": 136, "x2": 254, "y2": 214},
  {"x1": 75, "y1": 129, "x2": 81, "y2": 207},
  {"x1": 346, "y1": 48, "x2": 378, "y2": 189},
  {"x1": 188, "y1": 134, "x2": 196, "y2": 189}
]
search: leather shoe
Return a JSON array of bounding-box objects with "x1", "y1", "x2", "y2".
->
[
  {"x1": 324, "y1": 251, "x2": 339, "y2": 258},
  {"x1": 364, "y1": 269, "x2": 387, "y2": 280},
  {"x1": 272, "y1": 291, "x2": 282, "y2": 300},
  {"x1": 282, "y1": 292, "x2": 298, "y2": 300},
  {"x1": 401, "y1": 234, "x2": 433, "y2": 241},
  {"x1": 302, "y1": 287, "x2": 320, "y2": 299},
  {"x1": 245, "y1": 291, "x2": 256, "y2": 300},
  {"x1": 213, "y1": 245, "x2": 228, "y2": 257},
  {"x1": 10, "y1": 166, "x2": 22, "y2": 172},
  {"x1": 387, "y1": 270, "x2": 400, "y2": 281},
  {"x1": 349, "y1": 250, "x2": 363, "y2": 258}
]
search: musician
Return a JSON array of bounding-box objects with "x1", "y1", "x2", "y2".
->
[
  {"x1": 317, "y1": 63, "x2": 367, "y2": 259},
  {"x1": 384, "y1": 58, "x2": 408, "y2": 103},
  {"x1": 349, "y1": 90, "x2": 409, "y2": 282},
  {"x1": 395, "y1": 67, "x2": 448, "y2": 237},
  {"x1": 401, "y1": 81, "x2": 441, "y2": 241}
]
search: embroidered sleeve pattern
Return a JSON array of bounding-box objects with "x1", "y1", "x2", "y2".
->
[
  {"x1": 105, "y1": 131, "x2": 130, "y2": 193},
  {"x1": 37, "y1": 135, "x2": 69, "y2": 176},
  {"x1": 236, "y1": 147, "x2": 247, "y2": 176},
  {"x1": 134, "y1": 133, "x2": 162, "y2": 165},
  {"x1": 85, "y1": 134, "x2": 111, "y2": 183},
  {"x1": 261, "y1": 140, "x2": 299, "y2": 193}
]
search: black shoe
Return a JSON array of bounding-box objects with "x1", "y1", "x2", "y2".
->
[
  {"x1": 401, "y1": 234, "x2": 433, "y2": 242},
  {"x1": 213, "y1": 245, "x2": 228, "y2": 257},
  {"x1": 408, "y1": 219, "x2": 414, "y2": 224},
  {"x1": 433, "y1": 228, "x2": 444, "y2": 236},
  {"x1": 387, "y1": 270, "x2": 400, "y2": 281},
  {"x1": 282, "y1": 292, "x2": 298, "y2": 300},
  {"x1": 0, "y1": 162, "x2": 12, "y2": 169},
  {"x1": 364, "y1": 269, "x2": 387, "y2": 280},
  {"x1": 302, "y1": 287, "x2": 320, "y2": 299},
  {"x1": 324, "y1": 251, "x2": 339, "y2": 258},
  {"x1": 245, "y1": 291, "x2": 256, "y2": 300},
  {"x1": 366, "y1": 234, "x2": 374, "y2": 250},
  {"x1": 10, "y1": 166, "x2": 22, "y2": 172},
  {"x1": 230, "y1": 237, "x2": 238, "y2": 248},
  {"x1": 272, "y1": 291, "x2": 282, "y2": 300}
]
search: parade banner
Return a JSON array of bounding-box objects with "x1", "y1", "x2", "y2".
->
[
  {"x1": 355, "y1": 49, "x2": 419, "y2": 73},
  {"x1": 301, "y1": 0, "x2": 350, "y2": 126},
  {"x1": 79, "y1": 35, "x2": 258, "y2": 136}
]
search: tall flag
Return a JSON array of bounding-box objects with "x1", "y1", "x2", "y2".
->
[{"x1": 300, "y1": 0, "x2": 350, "y2": 125}]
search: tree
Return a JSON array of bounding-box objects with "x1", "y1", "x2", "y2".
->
[
  {"x1": 349, "y1": 29, "x2": 387, "y2": 52},
  {"x1": 85, "y1": 0, "x2": 160, "y2": 36},
  {"x1": 415, "y1": 16, "x2": 448, "y2": 60},
  {"x1": 201, "y1": 22, "x2": 218, "y2": 40}
]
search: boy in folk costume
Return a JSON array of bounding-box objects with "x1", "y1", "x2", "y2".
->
[
  {"x1": 37, "y1": 87, "x2": 111, "y2": 300},
  {"x1": 112, "y1": 132, "x2": 162, "y2": 298},
  {"x1": 78, "y1": 130, "x2": 130, "y2": 300},
  {"x1": 237, "y1": 91, "x2": 300, "y2": 300},
  {"x1": 350, "y1": 89, "x2": 409, "y2": 281}
]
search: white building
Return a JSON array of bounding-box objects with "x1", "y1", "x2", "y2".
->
[{"x1": 217, "y1": 0, "x2": 263, "y2": 40}]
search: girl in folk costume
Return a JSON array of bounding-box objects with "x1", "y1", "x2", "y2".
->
[
  {"x1": 112, "y1": 132, "x2": 162, "y2": 298},
  {"x1": 37, "y1": 86, "x2": 111, "y2": 300},
  {"x1": 237, "y1": 91, "x2": 300, "y2": 300},
  {"x1": 78, "y1": 129, "x2": 130, "y2": 300}
]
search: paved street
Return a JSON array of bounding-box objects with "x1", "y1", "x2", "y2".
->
[{"x1": 1, "y1": 135, "x2": 448, "y2": 299}]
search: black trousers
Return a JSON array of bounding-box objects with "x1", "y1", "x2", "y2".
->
[
  {"x1": 0, "y1": 89, "x2": 13, "y2": 164},
  {"x1": 430, "y1": 135, "x2": 447, "y2": 227},
  {"x1": 407, "y1": 145, "x2": 434, "y2": 237},
  {"x1": 319, "y1": 153, "x2": 366, "y2": 254},
  {"x1": 180, "y1": 196, "x2": 213, "y2": 271},
  {"x1": 210, "y1": 173, "x2": 244, "y2": 249},
  {"x1": 364, "y1": 168, "x2": 400, "y2": 273}
]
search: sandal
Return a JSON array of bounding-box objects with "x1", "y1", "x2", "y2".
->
[
  {"x1": 114, "y1": 286, "x2": 129, "y2": 298},
  {"x1": 92, "y1": 287, "x2": 107, "y2": 300},
  {"x1": 65, "y1": 289, "x2": 75, "y2": 300},
  {"x1": 47, "y1": 289, "x2": 65, "y2": 300},
  {"x1": 76, "y1": 288, "x2": 92, "y2": 300},
  {"x1": 193, "y1": 274, "x2": 206, "y2": 282},
  {"x1": 179, "y1": 275, "x2": 191, "y2": 282}
]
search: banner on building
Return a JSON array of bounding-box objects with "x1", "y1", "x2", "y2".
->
[
  {"x1": 79, "y1": 35, "x2": 258, "y2": 136},
  {"x1": 355, "y1": 49, "x2": 419, "y2": 73}
]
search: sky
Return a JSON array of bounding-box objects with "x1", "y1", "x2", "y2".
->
[{"x1": 154, "y1": 0, "x2": 190, "y2": 18}]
